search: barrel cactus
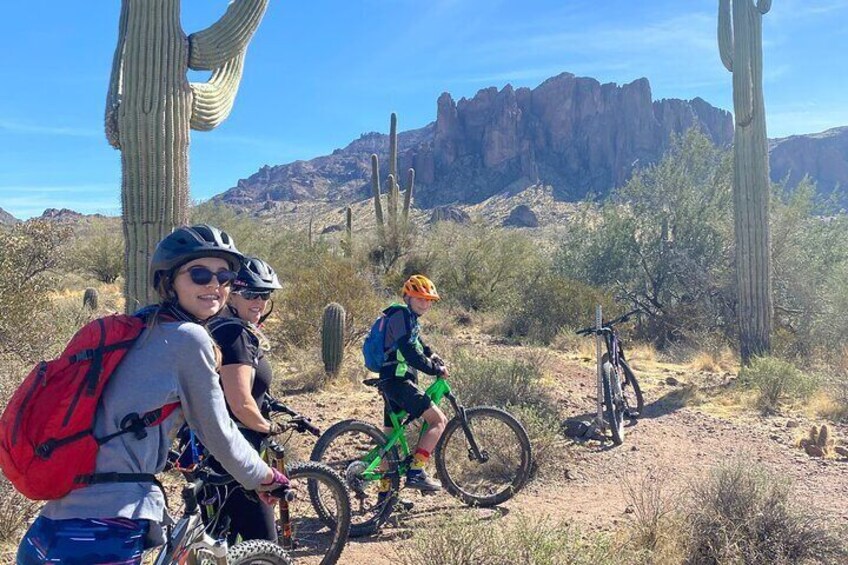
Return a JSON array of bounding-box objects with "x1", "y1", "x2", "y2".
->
[
  {"x1": 718, "y1": 0, "x2": 773, "y2": 362},
  {"x1": 82, "y1": 287, "x2": 99, "y2": 311},
  {"x1": 106, "y1": 0, "x2": 269, "y2": 310},
  {"x1": 321, "y1": 302, "x2": 346, "y2": 376}
]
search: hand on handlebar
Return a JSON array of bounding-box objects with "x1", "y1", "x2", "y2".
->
[{"x1": 257, "y1": 467, "x2": 291, "y2": 505}]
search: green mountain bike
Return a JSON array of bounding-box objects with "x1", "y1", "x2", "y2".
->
[{"x1": 310, "y1": 371, "x2": 532, "y2": 537}]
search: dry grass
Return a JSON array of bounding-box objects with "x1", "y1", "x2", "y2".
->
[{"x1": 623, "y1": 472, "x2": 687, "y2": 564}]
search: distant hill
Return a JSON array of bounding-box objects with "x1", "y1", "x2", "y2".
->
[
  {"x1": 769, "y1": 126, "x2": 848, "y2": 202},
  {"x1": 0, "y1": 207, "x2": 18, "y2": 225},
  {"x1": 215, "y1": 72, "x2": 734, "y2": 209}
]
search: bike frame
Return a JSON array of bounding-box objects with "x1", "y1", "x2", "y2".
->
[{"x1": 358, "y1": 375, "x2": 487, "y2": 481}]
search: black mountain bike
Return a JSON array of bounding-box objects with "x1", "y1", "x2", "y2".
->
[{"x1": 576, "y1": 309, "x2": 645, "y2": 445}]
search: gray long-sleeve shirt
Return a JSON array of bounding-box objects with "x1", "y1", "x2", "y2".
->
[{"x1": 40, "y1": 319, "x2": 269, "y2": 523}]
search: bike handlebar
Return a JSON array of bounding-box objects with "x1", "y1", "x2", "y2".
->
[
  {"x1": 265, "y1": 395, "x2": 321, "y2": 437},
  {"x1": 575, "y1": 309, "x2": 642, "y2": 336}
]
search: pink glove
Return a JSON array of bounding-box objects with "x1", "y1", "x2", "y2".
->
[{"x1": 257, "y1": 467, "x2": 290, "y2": 505}]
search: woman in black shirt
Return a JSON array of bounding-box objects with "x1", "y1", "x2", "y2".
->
[{"x1": 209, "y1": 255, "x2": 283, "y2": 543}]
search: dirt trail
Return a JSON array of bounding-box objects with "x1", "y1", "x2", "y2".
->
[{"x1": 290, "y1": 357, "x2": 848, "y2": 565}]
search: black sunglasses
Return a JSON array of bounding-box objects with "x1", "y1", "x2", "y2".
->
[
  {"x1": 179, "y1": 266, "x2": 237, "y2": 286},
  {"x1": 235, "y1": 289, "x2": 272, "y2": 301}
]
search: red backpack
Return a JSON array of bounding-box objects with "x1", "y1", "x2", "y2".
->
[{"x1": 0, "y1": 314, "x2": 179, "y2": 500}]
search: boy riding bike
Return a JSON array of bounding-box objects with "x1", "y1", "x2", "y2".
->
[{"x1": 376, "y1": 275, "x2": 448, "y2": 497}]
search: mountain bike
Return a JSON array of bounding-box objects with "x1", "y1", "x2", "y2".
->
[
  {"x1": 150, "y1": 460, "x2": 293, "y2": 564},
  {"x1": 576, "y1": 309, "x2": 645, "y2": 445},
  {"x1": 262, "y1": 397, "x2": 351, "y2": 565},
  {"x1": 310, "y1": 367, "x2": 532, "y2": 537}
]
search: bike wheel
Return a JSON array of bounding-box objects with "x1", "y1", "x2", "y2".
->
[
  {"x1": 310, "y1": 419, "x2": 400, "y2": 537},
  {"x1": 277, "y1": 462, "x2": 351, "y2": 565},
  {"x1": 227, "y1": 539, "x2": 292, "y2": 564},
  {"x1": 602, "y1": 360, "x2": 625, "y2": 445},
  {"x1": 620, "y1": 359, "x2": 644, "y2": 418},
  {"x1": 435, "y1": 406, "x2": 532, "y2": 507}
]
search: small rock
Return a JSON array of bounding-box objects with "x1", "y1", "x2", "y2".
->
[
  {"x1": 786, "y1": 420, "x2": 799, "y2": 428},
  {"x1": 805, "y1": 444, "x2": 826, "y2": 458},
  {"x1": 564, "y1": 468, "x2": 578, "y2": 481},
  {"x1": 769, "y1": 435, "x2": 781, "y2": 442},
  {"x1": 631, "y1": 445, "x2": 639, "y2": 452},
  {"x1": 665, "y1": 376, "x2": 680, "y2": 386},
  {"x1": 562, "y1": 419, "x2": 591, "y2": 439},
  {"x1": 624, "y1": 505, "x2": 635, "y2": 514},
  {"x1": 835, "y1": 446, "x2": 848, "y2": 459}
]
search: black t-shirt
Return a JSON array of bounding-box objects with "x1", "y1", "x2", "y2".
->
[{"x1": 210, "y1": 318, "x2": 274, "y2": 424}]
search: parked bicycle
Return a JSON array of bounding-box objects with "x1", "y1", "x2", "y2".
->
[
  {"x1": 576, "y1": 309, "x2": 645, "y2": 445},
  {"x1": 173, "y1": 397, "x2": 352, "y2": 565},
  {"x1": 263, "y1": 397, "x2": 351, "y2": 565},
  {"x1": 310, "y1": 366, "x2": 532, "y2": 536},
  {"x1": 150, "y1": 459, "x2": 293, "y2": 564}
]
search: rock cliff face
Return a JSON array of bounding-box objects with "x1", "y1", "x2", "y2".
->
[
  {"x1": 217, "y1": 72, "x2": 734, "y2": 208},
  {"x1": 769, "y1": 127, "x2": 848, "y2": 201}
]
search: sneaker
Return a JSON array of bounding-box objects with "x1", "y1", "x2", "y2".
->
[{"x1": 405, "y1": 470, "x2": 442, "y2": 492}]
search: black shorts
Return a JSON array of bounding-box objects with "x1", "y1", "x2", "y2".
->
[{"x1": 380, "y1": 377, "x2": 433, "y2": 427}]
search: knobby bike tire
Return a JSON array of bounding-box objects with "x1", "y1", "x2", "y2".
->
[
  {"x1": 602, "y1": 361, "x2": 625, "y2": 445},
  {"x1": 281, "y1": 461, "x2": 351, "y2": 565},
  {"x1": 620, "y1": 359, "x2": 644, "y2": 418},
  {"x1": 435, "y1": 406, "x2": 532, "y2": 507},
  {"x1": 310, "y1": 419, "x2": 400, "y2": 537},
  {"x1": 227, "y1": 539, "x2": 292, "y2": 564}
]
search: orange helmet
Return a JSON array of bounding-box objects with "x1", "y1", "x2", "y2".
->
[{"x1": 402, "y1": 275, "x2": 440, "y2": 301}]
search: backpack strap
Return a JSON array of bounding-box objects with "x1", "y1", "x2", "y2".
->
[{"x1": 94, "y1": 402, "x2": 180, "y2": 445}]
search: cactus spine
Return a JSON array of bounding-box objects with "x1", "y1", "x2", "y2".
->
[
  {"x1": 107, "y1": 0, "x2": 268, "y2": 310},
  {"x1": 321, "y1": 302, "x2": 346, "y2": 376},
  {"x1": 369, "y1": 113, "x2": 416, "y2": 270},
  {"x1": 718, "y1": 0, "x2": 773, "y2": 362}
]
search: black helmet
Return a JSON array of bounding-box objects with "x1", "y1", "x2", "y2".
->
[
  {"x1": 233, "y1": 256, "x2": 283, "y2": 291},
  {"x1": 149, "y1": 224, "x2": 243, "y2": 289}
]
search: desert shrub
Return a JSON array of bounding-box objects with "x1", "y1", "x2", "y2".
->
[
  {"x1": 275, "y1": 253, "x2": 382, "y2": 349},
  {"x1": 686, "y1": 461, "x2": 847, "y2": 564},
  {"x1": 70, "y1": 218, "x2": 124, "y2": 283},
  {"x1": 556, "y1": 129, "x2": 735, "y2": 347},
  {"x1": 423, "y1": 221, "x2": 545, "y2": 311},
  {"x1": 450, "y1": 350, "x2": 550, "y2": 409},
  {"x1": 0, "y1": 478, "x2": 38, "y2": 544},
  {"x1": 624, "y1": 474, "x2": 687, "y2": 564},
  {"x1": 503, "y1": 274, "x2": 615, "y2": 344},
  {"x1": 396, "y1": 513, "x2": 616, "y2": 565},
  {"x1": 0, "y1": 220, "x2": 73, "y2": 362},
  {"x1": 737, "y1": 356, "x2": 819, "y2": 414}
]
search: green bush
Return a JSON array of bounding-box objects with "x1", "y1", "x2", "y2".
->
[
  {"x1": 686, "y1": 461, "x2": 847, "y2": 564},
  {"x1": 450, "y1": 350, "x2": 549, "y2": 409},
  {"x1": 396, "y1": 513, "x2": 616, "y2": 565},
  {"x1": 737, "y1": 356, "x2": 818, "y2": 414},
  {"x1": 423, "y1": 221, "x2": 544, "y2": 311},
  {"x1": 503, "y1": 275, "x2": 614, "y2": 344},
  {"x1": 70, "y1": 218, "x2": 124, "y2": 283}
]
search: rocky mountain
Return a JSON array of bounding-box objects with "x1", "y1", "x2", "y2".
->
[
  {"x1": 769, "y1": 126, "x2": 848, "y2": 201},
  {"x1": 0, "y1": 207, "x2": 18, "y2": 225},
  {"x1": 217, "y1": 72, "x2": 733, "y2": 209}
]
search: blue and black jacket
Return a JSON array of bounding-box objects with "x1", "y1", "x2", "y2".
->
[{"x1": 378, "y1": 303, "x2": 441, "y2": 381}]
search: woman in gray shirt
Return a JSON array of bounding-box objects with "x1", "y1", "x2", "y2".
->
[{"x1": 17, "y1": 225, "x2": 288, "y2": 565}]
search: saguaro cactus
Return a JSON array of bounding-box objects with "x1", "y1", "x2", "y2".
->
[
  {"x1": 106, "y1": 0, "x2": 268, "y2": 310},
  {"x1": 370, "y1": 113, "x2": 416, "y2": 271},
  {"x1": 718, "y1": 0, "x2": 773, "y2": 362},
  {"x1": 321, "y1": 302, "x2": 346, "y2": 376}
]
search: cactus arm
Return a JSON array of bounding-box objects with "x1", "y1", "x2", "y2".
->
[
  {"x1": 757, "y1": 0, "x2": 772, "y2": 15},
  {"x1": 105, "y1": 0, "x2": 129, "y2": 149},
  {"x1": 402, "y1": 168, "x2": 415, "y2": 224},
  {"x1": 189, "y1": 53, "x2": 245, "y2": 131},
  {"x1": 371, "y1": 154, "x2": 384, "y2": 230},
  {"x1": 718, "y1": 0, "x2": 734, "y2": 72},
  {"x1": 389, "y1": 112, "x2": 398, "y2": 181},
  {"x1": 188, "y1": 0, "x2": 268, "y2": 70}
]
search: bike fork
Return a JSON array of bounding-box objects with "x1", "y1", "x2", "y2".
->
[{"x1": 447, "y1": 393, "x2": 488, "y2": 463}]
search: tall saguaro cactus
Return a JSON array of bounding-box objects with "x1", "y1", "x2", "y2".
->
[
  {"x1": 718, "y1": 0, "x2": 773, "y2": 362},
  {"x1": 370, "y1": 113, "x2": 416, "y2": 271},
  {"x1": 106, "y1": 0, "x2": 268, "y2": 310}
]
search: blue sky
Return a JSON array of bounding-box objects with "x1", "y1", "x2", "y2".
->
[{"x1": 1, "y1": 0, "x2": 846, "y2": 219}]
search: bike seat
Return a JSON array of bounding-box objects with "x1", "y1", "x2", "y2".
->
[{"x1": 362, "y1": 378, "x2": 381, "y2": 388}]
